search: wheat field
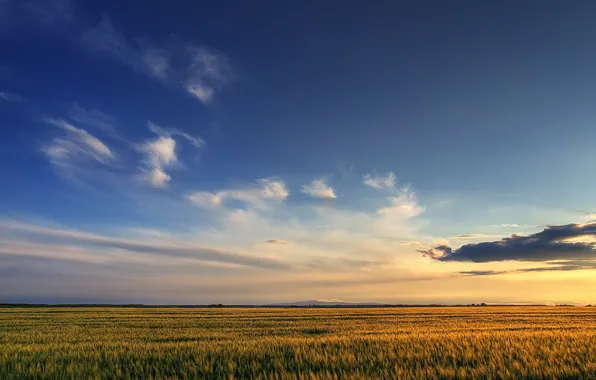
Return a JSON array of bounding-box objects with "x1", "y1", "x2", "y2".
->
[{"x1": 1, "y1": 306, "x2": 595, "y2": 379}]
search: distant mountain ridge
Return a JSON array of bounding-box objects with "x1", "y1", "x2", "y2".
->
[{"x1": 265, "y1": 300, "x2": 383, "y2": 307}]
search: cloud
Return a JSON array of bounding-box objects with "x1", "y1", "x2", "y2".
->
[
  {"x1": 0, "y1": 91, "x2": 25, "y2": 102},
  {"x1": 139, "y1": 135, "x2": 177, "y2": 188},
  {"x1": 82, "y1": 16, "x2": 233, "y2": 104},
  {"x1": 305, "y1": 257, "x2": 385, "y2": 272},
  {"x1": 147, "y1": 121, "x2": 204, "y2": 149},
  {"x1": 81, "y1": 15, "x2": 165, "y2": 79},
  {"x1": 185, "y1": 85, "x2": 213, "y2": 104},
  {"x1": 421, "y1": 221, "x2": 596, "y2": 263},
  {"x1": 0, "y1": 219, "x2": 289, "y2": 270},
  {"x1": 43, "y1": 118, "x2": 114, "y2": 171},
  {"x1": 337, "y1": 162, "x2": 353, "y2": 178},
  {"x1": 301, "y1": 178, "x2": 336, "y2": 199},
  {"x1": 459, "y1": 260, "x2": 596, "y2": 276},
  {"x1": 187, "y1": 178, "x2": 289, "y2": 209},
  {"x1": 223, "y1": 178, "x2": 289, "y2": 207},
  {"x1": 81, "y1": 16, "x2": 128, "y2": 62},
  {"x1": 185, "y1": 47, "x2": 233, "y2": 104},
  {"x1": 186, "y1": 192, "x2": 222, "y2": 207},
  {"x1": 142, "y1": 136, "x2": 177, "y2": 167},
  {"x1": 68, "y1": 103, "x2": 116, "y2": 133},
  {"x1": 144, "y1": 167, "x2": 171, "y2": 188},
  {"x1": 0, "y1": 177, "x2": 436, "y2": 303},
  {"x1": 450, "y1": 234, "x2": 499, "y2": 239},
  {"x1": 363, "y1": 172, "x2": 396, "y2": 189},
  {"x1": 22, "y1": 0, "x2": 72, "y2": 26},
  {"x1": 42, "y1": 113, "x2": 202, "y2": 190},
  {"x1": 264, "y1": 239, "x2": 290, "y2": 245},
  {"x1": 137, "y1": 121, "x2": 206, "y2": 188},
  {"x1": 377, "y1": 186, "x2": 424, "y2": 219},
  {"x1": 459, "y1": 270, "x2": 508, "y2": 276},
  {"x1": 476, "y1": 223, "x2": 535, "y2": 230},
  {"x1": 141, "y1": 48, "x2": 170, "y2": 80},
  {"x1": 1, "y1": 0, "x2": 72, "y2": 28},
  {"x1": 260, "y1": 179, "x2": 290, "y2": 201}
]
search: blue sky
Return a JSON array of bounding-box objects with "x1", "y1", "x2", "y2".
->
[{"x1": 1, "y1": 0, "x2": 596, "y2": 304}]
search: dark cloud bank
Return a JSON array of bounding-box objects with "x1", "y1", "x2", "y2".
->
[{"x1": 420, "y1": 222, "x2": 596, "y2": 275}]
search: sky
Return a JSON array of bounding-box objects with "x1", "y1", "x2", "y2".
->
[{"x1": 1, "y1": 0, "x2": 596, "y2": 305}]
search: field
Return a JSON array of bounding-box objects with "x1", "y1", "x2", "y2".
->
[{"x1": 1, "y1": 306, "x2": 596, "y2": 379}]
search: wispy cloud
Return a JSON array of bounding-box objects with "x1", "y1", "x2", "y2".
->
[
  {"x1": 0, "y1": 175, "x2": 442, "y2": 302},
  {"x1": 42, "y1": 109, "x2": 206, "y2": 190},
  {"x1": 81, "y1": 16, "x2": 163, "y2": 79},
  {"x1": 264, "y1": 239, "x2": 290, "y2": 245},
  {"x1": 301, "y1": 178, "x2": 336, "y2": 200},
  {"x1": 185, "y1": 47, "x2": 233, "y2": 104},
  {"x1": 43, "y1": 118, "x2": 114, "y2": 172},
  {"x1": 377, "y1": 186, "x2": 425, "y2": 219},
  {"x1": 337, "y1": 162, "x2": 353, "y2": 179},
  {"x1": 185, "y1": 178, "x2": 428, "y2": 273},
  {"x1": 22, "y1": 0, "x2": 72, "y2": 26},
  {"x1": 141, "y1": 48, "x2": 170, "y2": 80},
  {"x1": 421, "y1": 221, "x2": 596, "y2": 262},
  {"x1": 450, "y1": 233, "x2": 500, "y2": 239},
  {"x1": 68, "y1": 103, "x2": 116, "y2": 134},
  {"x1": 81, "y1": 16, "x2": 233, "y2": 104},
  {"x1": 139, "y1": 135, "x2": 177, "y2": 188},
  {"x1": 0, "y1": 91, "x2": 25, "y2": 102},
  {"x1": 137, "y1": 121, "x2": 207, "y2": 188},
  {"x1": 0, "y1": 0, "x2": 73, "y2": 28},
  {"x1": 187, "y1": 178, "x2": 289, "y2": 209},
  {"x1": 147, "y1": 121, "x2": 204, "y2": 149},
  {"x1": 474, "y1": 223, "x2": 535, "y2": 231},
  {"x1": 186, "y1": 191, "x2": 222, "y2": 208},
  {"x1": 459, "y1": 260, "x2": 596, "y2": 276},
  {"x1": 0, "y1": 219, "x2": 289, "y2": 270},
  {"x1": 363, "y1": 172, "x2": 396, "y2": 190}
]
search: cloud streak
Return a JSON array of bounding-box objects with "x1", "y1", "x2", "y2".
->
[
  {"x1": 43, "y1": 118, "x2": 114, "y2": 171},
  {"x1": 363, "y1": 172, "x2": 396, "y2": 190},
  {"x1": 147, "y1": 121, "x2": 204, "y2": 149},
  {"x1": 264, "y1": 239, "x2": 290, "y2": 245},
  {"x1": 81, "y1": 16, "x2": 233, "y2": 104},
  {"x1": 459, "y1": 260, "x2": 596, "y2": 276},
  {"x1": 81, "y1": 16, "x2": 168, "y2": 81},
  {"x1": 377, "y1": 186, "x2": 424, "y2": 219},
  {"x1": 0, "y1": 169, "x2": 457, "y2": 303},
  {"x1": 68, "y1": 103, "x2": 117, "y2": 134},
  {"x1": 301, "y1": 178, "x2": 336, "y2": 200},
  {"x1": 451, "y1": 234, "x2": 498, "y2": 239},
  {"x1": 0, "y1": 91, "x2": 25, "y2": 102},
  {"x1": 0, "y1": 219, "x2": 289, "y2": 270},
  {"x1": 185, "y1": 47, "x2": 234, "y2": 104},
  {"x1": 187, "y1": 178, "x2": 289, "y2": 209},
  {"x1": 421, "y1": 221, "x2": 596, "y2": 263},
  {"x1": 0, "y1": 0, "x2": 73, "y2": 28}
]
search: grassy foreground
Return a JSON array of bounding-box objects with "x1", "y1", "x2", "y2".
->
[{"x1": 1, "y1": 306, "x2": 595, "y2": 379}]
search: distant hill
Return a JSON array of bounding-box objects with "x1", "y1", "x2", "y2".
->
[{"x1": 265, "y1": 300, "x2": 383, "y2": 307}]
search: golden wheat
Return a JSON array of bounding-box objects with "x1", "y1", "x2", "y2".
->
[{"x1": 1, "y1": 306, "x2": 595, "y2": 379}]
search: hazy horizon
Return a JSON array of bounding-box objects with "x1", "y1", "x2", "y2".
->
[{"x1": 0, "y1": 297, "x2": 584, "y2": 306}]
